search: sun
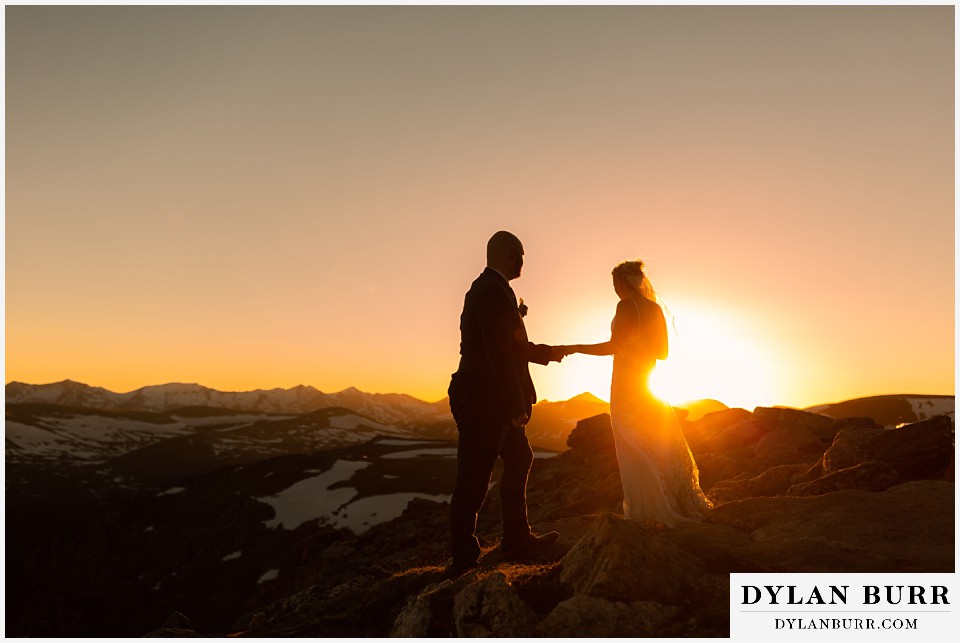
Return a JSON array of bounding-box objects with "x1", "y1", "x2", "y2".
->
[{"x1": 647, "y1": 304, "x2": 777, "y2": 410}]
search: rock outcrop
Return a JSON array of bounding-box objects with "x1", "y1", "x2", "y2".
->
[
  {"x1": 391, "y1": 580, "x2": 455, "y2": 637},
  {"x1": 452, "y1": 572, "x2": 537, "y2": 637},
  {"x1": 559, "y1": 516, "x2": 704, "y2": 604},
  {"x1": 821, "y1": 415, "x2": 954, "y2": 478}
]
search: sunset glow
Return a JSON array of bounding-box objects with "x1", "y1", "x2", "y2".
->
[
  {"x1": 648, "y1": 304, "x2": 778, "y2": 409},
  {"x1": 5, "y1": 6, "x2": 954, "y2": 411}
]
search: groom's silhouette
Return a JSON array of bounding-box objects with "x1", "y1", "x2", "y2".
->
[{"x1": 446, "y1": 231, "x2": 561, "y2": 576}]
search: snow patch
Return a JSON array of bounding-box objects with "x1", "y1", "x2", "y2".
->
[
  {"x1": 222, "y1": 550, "x2": 242, "y2": 561},
  {"x1": 258, "y1": 569, "x2": 280, "y2": 584},
  {"x1": 328, "y1": 492, "x2": 452, "y2": 534},
  {"x1": 5, "y1": 421, "x2": 86, "y2": 457},
  {"x1": 5, "y1": 414, "x2": 192, "y2": 463},
  {"x1": 157, "y1": 487, "x2": 186, "y2": 497},
  {"x1": 255, "y1": 460, "x2": 369, "y2": 530},
  {"x1": 908, "y1": 397, "x2": 954, "y2": 422}
]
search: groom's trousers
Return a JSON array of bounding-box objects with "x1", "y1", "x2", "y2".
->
[{"x1": 449, "y1": 420, "x2": 534, "y2": 565}]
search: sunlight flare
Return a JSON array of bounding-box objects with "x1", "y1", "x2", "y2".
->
[{"x1": 648, "y1": 305, "x2": 776, "y2": 410}]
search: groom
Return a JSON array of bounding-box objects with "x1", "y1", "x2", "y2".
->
[{"x1": 446, "y1": 231, "x2": 561, "y2": 577}]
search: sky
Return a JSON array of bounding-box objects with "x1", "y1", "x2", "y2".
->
[{"x1": 4, "y1": 5, "x2": 955, "y2": 410}]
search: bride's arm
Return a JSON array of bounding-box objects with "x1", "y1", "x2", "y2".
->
[
  {"x1": 561, "y1": 341, "x2": 615, "y2": 357},
  {"x1": 560, "y1": 300, "x2": 634, "y2": 357}
]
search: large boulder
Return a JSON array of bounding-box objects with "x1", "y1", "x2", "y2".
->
[
  {"x1": 566, "y1": 413, "x2": 617, "y2": 452},
  {"x1": 559, "y1": 515, "x2": 705, "y2": 604},
  {"x1": 452, "y1": 572, "x2": 537, "y2": 637},
  {"x1": 822, "y1": 416, "x2": 954, "y2": 479},
  {"x1": 753, "y1": 425, "x2": 823, "y2": 463},
  {"x1": 390, "y1": 580, "x2": 455, "y2": 637},
  {"x1": 685, "y1": 409, "x2": 765, "y2": 457},
  {"x1": 753, "y1": 407, "x2": 839, "y2": 437},
  {"x1": 751, "y1": 407, "x2": 839, "y2": 462}
]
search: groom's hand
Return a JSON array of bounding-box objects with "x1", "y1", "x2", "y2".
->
[{"x1": 549, "y1": 345, "x2": 567, "y2": 362}]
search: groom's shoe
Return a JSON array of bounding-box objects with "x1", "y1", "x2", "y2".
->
[{"x1": 501, "y1": 531, "x2": 560, "y2": 562}]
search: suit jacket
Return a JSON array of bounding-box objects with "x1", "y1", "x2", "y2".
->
[{"x1": 448, "y1": 267, "x2": 553, "y2": 427}]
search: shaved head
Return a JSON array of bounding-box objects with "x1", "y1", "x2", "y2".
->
[{"x1": 486, "y1": 231, "x2": 525, "y2": 280}]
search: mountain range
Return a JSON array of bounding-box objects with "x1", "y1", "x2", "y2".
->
[
  {"x1": 10, "y1": 379, "x2": 953, "y2": 419},
  {"x1": 7, "y1": 380, "x2": 954, "y2": 460},
  {"x1": 4, "y1": 380, "x2": 451, "y2": 426},
  {"x1": 4, "y1": 382, "x2": 613, "y2": 476}
]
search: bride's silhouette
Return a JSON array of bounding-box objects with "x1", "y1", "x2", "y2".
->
[{"x1": 560, "y1": 260, "x2": 711, "y2": 525}]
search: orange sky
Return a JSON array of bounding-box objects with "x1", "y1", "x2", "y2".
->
[{"x1": 4, "y1": 6, "x2": 955, "y2": 410}]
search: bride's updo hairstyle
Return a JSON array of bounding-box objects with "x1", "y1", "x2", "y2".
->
[
  {"x1": 613, "y1": 259, "x2": 659, "y2": 302},
  {"x1": 612, "y1": 260, "x2": 645, "y2": 292}
]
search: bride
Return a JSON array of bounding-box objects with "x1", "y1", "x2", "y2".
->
[{"x1": 560, "y1": 260, "x2": 711, "y2": 525}]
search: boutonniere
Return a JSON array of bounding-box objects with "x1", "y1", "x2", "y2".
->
[{"x1": 518, "y1": 298, "x2": 528, "y2": 318}]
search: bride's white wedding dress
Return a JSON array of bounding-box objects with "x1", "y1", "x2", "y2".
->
[{"x1": 609, "y1": 298, "x2": 712, "y2": 525}]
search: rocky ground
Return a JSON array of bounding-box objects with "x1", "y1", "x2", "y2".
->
[{"x1": 142, "y1": 406, "x2": 954, "y2": 638}]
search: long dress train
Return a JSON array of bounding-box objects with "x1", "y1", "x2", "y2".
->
[{"x1": 609, "y1": 302, "x2": 712, "y2": 525}]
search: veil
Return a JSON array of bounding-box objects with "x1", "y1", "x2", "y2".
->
[{"x1": 639, "y1": 274, "x2": 679, "y2": 339}]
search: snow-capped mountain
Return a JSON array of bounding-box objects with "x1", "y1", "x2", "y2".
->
[
  {"x1": 5, "y1": 380, "x2": 450, "y2": 425},
  {"x1": 6, "y1": 379, "x2": 121, "y2": 409}
]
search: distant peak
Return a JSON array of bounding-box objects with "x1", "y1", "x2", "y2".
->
[{"x1": 569, "y1": 392, "x2": 607, "y2": 404}]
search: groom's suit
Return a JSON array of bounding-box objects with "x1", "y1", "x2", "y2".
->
[{"x1": 448, "y1": 267, "x2": 554, "y2": 565}]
